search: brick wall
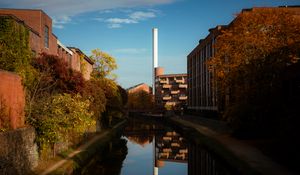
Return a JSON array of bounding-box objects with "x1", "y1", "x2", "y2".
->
[{"x1": 0, "y1": 70, "x2": 25, "y2": 129}]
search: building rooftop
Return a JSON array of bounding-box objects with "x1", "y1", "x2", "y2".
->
[
  {"x1": 127, "y1": 83, "x2": 151, "y2": 91},
  {"x1": 67, "y1": 47, "x2": 94, "y2": 65},
  {"x1": 157, "y1": 73, "x2": 187, "y2": 78}
]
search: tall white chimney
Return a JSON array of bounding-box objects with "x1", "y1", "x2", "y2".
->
[{"x1": 152, "y1": 28, "x2": 158, "y2": 95}]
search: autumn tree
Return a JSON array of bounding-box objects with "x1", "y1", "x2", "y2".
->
[
  {"x1": 127, "y1": 90, "x2": 154, "y2": 111},
  {"x1": 208, "y1": 8, "x2": 300, "y2": 137},
  {"x1": 90, "y1": 48, "x2": 117, "y2": 79}
]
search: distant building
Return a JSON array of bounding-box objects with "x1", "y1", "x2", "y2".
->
[
  {"x1": 155, "y1": 67, "x2": 187, "y2": 109},
  {"x1": 0, "y1": 8, "x2": 94, "y2": 80},
  {"x1": 127, "y1": 83, "x2": 152, "y2": 94}
]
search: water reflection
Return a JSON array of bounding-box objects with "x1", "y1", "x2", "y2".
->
[
  {"x1": 76, "y1": 138, "x2": 128, "y2": 175},
  {"x1": 124, "y1": 117, "x2": 188, "y2": 175},
  {"x1": 188, "y1": 143, "x2": 238, "y2": 175},
  {"x1": 78, "y1": 116, "x2": 238, "y2": 175}
]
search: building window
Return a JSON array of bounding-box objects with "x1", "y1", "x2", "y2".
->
[{"x1": 44, "y1": 26, "x2": 49, "y2": 48}]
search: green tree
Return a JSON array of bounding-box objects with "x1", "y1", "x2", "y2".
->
[
  {"x1": 28, "y1": 93, "x2": 94, "y2": 149},
  {"x1": 0, "y1": 16, "x2": 36, "y2": 89},
  {"x1": 90, "y1": 48, "x2": 117, "y2": 79}
]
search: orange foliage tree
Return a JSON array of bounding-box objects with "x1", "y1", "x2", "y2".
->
[{"x1": 208, "y1": 8, "x2": 300, "y2": 136}]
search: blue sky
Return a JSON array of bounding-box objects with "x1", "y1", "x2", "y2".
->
[{"x1": 1, "y1": 0, "x2": 299, "y2": 88}]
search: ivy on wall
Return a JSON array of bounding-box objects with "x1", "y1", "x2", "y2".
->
[{"x1": 0, "y1": 16, "x2": 31, "y2": 71}]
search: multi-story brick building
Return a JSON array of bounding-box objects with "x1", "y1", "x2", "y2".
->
[
  {"x1": 0, "y1": 8, "x2": 58, "y2": 55},
  {"x1": 187, "y1": 26, "x2": 226, "y2": 113},
  {"x1": 0, "y1": 8, "x2": 94, "y2": 80},
  {"x1": 155, "y1": 67, "x2": 188, "y2": 109},
  {"x1": 187, "y1": 6, "x2": 300, "y2": 114}
]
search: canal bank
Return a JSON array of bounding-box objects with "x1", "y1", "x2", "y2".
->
[
  {"x1": 34, "y1": 120, "x2": 127, "y2": 175},
  {"x1": 166, "y1": 116, "x2": 296, "y2": 175}
]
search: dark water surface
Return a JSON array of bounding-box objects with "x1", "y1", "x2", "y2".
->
[{"x1": 77, "y1": 117, "x2": 237, "y2": 175}]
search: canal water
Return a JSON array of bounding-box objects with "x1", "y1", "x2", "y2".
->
[{"x1": 77, "y1": 116, "x2": 238, "y2": 175}]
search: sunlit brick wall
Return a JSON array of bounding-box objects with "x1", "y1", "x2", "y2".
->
[{"x1": 0, "y1": 70, "x2": 25, "y2": 129}]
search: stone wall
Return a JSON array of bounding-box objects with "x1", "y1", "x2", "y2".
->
[
  {"x1": 0, "y1": 70, "x2": 25, "y2": 129},
  {"x1": 0, "y1": 127, "x2": 38, "y2": 175}
]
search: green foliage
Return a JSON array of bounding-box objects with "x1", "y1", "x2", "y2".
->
[
  {"x1": 82, "y1": 79, "x2": 107, "y2": 119},
  {"x1": 90, "y1": 49, "x2": 117, "y2": 79},
  {"x1": 28, "y1": 93, "x2": 94, "y2": 147},
  {"x1": 0, "y1": 16, "x2": 35, "y2": 89}
]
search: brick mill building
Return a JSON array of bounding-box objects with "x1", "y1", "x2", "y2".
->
[
  {"x1": 187, "y1": 26, "x2": 226, "y2": 113},
  {"x1": 155, "y1": 67, "x2": 188, "y2": 109},
  {"x1": 0, "y1": 8, "x2": 94, "y2": 80},
  {"x1": 187, "y1": 6, "x2": 300, "y2": 114}
]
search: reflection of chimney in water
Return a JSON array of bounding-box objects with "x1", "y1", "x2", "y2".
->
[{"x1": 153, "y1": 135, "x2": 158, "y2": 175}]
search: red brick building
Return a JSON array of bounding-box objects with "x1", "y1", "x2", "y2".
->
[
  {"x1": 68, "y1": 47, "x2": 94, "y2": 80},
  {"x1": 0, "y1": 9, "x2": 58, "y2": 55},
  {"x1": 187, "y1": 6, "x2": 300, "y2": 114},
  {"x1": 187, "y1": 26, "x2": 226, "y2": 113},
  {"x1": 0, "y1": 8, "x2": 94, "y2": 80}
]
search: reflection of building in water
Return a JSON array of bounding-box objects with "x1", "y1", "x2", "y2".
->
[
  {"x1": 188, "y1": 143, "x2": 238, "y2": 175},
  {"x1": 126, "y1": 136, "x2": 152, "y2": 147},
  {"x1": 155, "y1": 131, "x2": 188, "y2": 163}
]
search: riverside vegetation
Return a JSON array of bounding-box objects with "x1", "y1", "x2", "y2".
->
[{"x1": 0, "y1": 16, "x2": 127, "y2": 158}]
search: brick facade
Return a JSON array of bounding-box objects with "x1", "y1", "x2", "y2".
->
[
  {"x1": 69, "y1": 47, "x2": 94, "y2": 80},
  {"x1": 0, "y1": 70, "x2": 25, "y2": 129},
  {"x1": 187, "y1": 26, "x2": 225, "y2": 112},
  {"x1": 0, "y1": 8, "x2": 94, "y2": 80},
  {"x1": 0, "y1": 9, "x2": 58, "y2": 55}
]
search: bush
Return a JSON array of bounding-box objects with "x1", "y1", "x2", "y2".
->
[
  {"x1": 28, "y1": 93, "x2": 94, "y2": 147},
  {"x1": 31, "y1": 53, "x2": 85, "y2": 95}
]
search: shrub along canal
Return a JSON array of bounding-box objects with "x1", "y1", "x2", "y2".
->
[{"x1": 74, "y1": 115, "x2": 238, "y2": 175}]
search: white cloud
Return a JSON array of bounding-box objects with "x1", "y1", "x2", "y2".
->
[
  {"x1": 129, "y1": 11, "x2": 156, "y2": 20},
  {"x1": 53, "y1": 15, "x2": 71, "y2": 28},
  {"x1": 53, "y1": 24, "x2": 64, "y2": 29},
  {"x1": 103, "y1": 10, "x2": 158, "y2": 28},
  {"x1": 106, "y1": 18, "x2": 137, "y2": 24},
  {"x1": 113, "y1": 48, "x2": 147, "y2": 54},
  {"x1": 108, "y1": 23, "x2": 122, "y2": 29},
  {"x1": 0, "y1": 0, "x2": 177, "y2": 26}
]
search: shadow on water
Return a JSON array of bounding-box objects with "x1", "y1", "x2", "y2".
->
[
  {"x1": 74, "y1": 137, "x2": 128, "y2": 175},
  {"x1": 75, "y1": 116, "x2": 240, "y2": 175}
]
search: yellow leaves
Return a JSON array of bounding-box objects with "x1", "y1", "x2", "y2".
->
[{"x1": 90, "y1": 48, "x2": 118, "y2": 79}]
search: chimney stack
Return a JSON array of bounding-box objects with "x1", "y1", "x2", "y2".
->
[{"x1": 152, "y1": 28, "x2": 158, "y2": 95}]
